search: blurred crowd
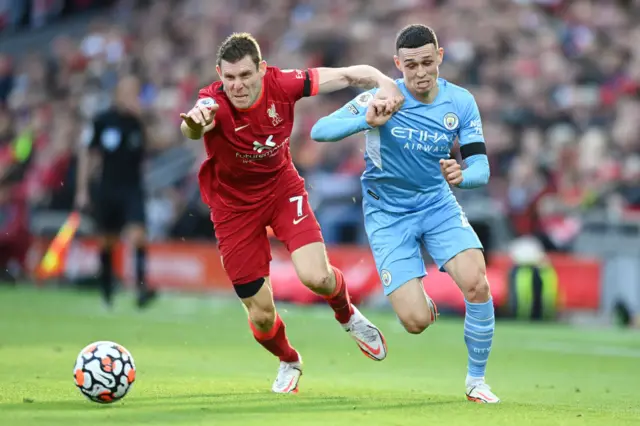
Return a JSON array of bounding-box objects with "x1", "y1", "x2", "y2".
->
[{"x1": 1, "y1": 0, "x2": 640, "y2": 262}]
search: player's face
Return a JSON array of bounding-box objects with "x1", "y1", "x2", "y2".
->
[
  {"x1": 394, "y1": 44, "x2": 443, "y2": 96},
  {"x1": 217, "y1": 56, "x2": 267, "y2": 109}
]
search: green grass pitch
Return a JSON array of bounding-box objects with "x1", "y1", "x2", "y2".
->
[{"x1": 0, "y1": 285, "x2": 638, "y2": 425}]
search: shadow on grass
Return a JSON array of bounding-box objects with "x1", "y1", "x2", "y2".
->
[{"x1": 0, "y1": 391, "x2": 463, "y2": 415}]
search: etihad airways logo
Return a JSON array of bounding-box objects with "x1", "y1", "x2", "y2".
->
[
  {"x1": 391, "y1": 127, "x2": 454, "y2": 144},
  {"x1": 390, "y1": 126, "x2": 453, "y2": 154}
]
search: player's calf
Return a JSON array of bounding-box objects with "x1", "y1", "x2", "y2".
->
[
  {"x1": 291, "y1": 243, "x2": 387, "y2": 360},
  {"x1": 237, "y1": 277, "x2": 300, "y2": 367},
  {"x1": 238, "y1": 277, "x2": 302, "y2": 393},
  {"x1": 445, "y1": 249, "x2": 490, "y2": 303},
  {"x1": 291, "y1": 243, "x2": 354, "y2": 324},
  {"x1": 389, "y1": 278, "x2": 438, "y2": 334}
]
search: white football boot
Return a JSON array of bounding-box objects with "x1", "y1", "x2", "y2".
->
[
  {"x1": 271, "y1": 352, "x2": 302, "y2": 394},
  {"x1": 466, "y1": 382, "x2": 501, "y2": 403},
  {"x1": 343, "y1": 306, "x2": 388, "y2": 361}
]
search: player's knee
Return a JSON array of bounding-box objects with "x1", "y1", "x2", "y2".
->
[
  {"x1": 399, "y1": 312, "x2": 433, "y2": 335},
  {"x1": 298, "y1": 266, "x2": 333, "y2": 294},
  {"x1": 463, "y1": 265, "x2": 490, "y2": 303},
  {"x1": 236, "y1": 278, "x2": 276, "y2": 330},
  {"x1": 248, "y1": 305, "x2": 276, "y2": 331},
  {"x1": 401, "y1": 319, "x2": 430, "y2": 334}
]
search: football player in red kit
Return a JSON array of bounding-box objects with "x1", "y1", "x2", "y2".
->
[{"x1": 180, "y1": 32, "x2": 403, "y2": 393}]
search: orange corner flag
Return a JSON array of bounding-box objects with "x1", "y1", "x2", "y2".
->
[{"x1": 36, "y1": 211, "x2": 81, "y2": 279}]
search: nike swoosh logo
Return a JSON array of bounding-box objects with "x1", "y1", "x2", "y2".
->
[
  {"x1": 235, "y1": 124, "x2": 249, "y2": 132},
  {"x1": 293, "y1": 215, "x2": 309, "y2": 225},
  {"x1": 354, "y1": 337, "x2": 382, "y2": 356}
]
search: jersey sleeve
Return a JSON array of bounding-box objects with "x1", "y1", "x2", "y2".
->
[
  {"x1": 344, "y1": 90, "x2": 378, "y2": 116},
  {"x1": 193, "y1": 86, "x2": 224, "y2": 130},
  {"x1": 310, "y1": 90, "x2": 377, "y2": 142},
  {"x1": 273, "y1": 67, "x2": 319, "y2": 102},
  {"x1": 457, "y1": 92, "x2": 490, "y2": 188},
  {"x1": 458, "y1": 94, "x2": 485, "y2": 147},
  {"x1": 196, "y1": 87, "x2": 219, "y2": 108}
]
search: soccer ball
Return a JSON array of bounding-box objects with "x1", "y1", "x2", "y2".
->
[{"x1": 73, "y1": 341, "x2": 136, "y2": 403}]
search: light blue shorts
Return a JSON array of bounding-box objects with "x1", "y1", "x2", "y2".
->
[{"x1": 363, "y1": 201, "x2": 483, "y2": 296}]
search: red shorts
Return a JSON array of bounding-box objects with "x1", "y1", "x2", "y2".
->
[{"x1": 211, "y1": 185, "x2": 323, "y2": 286}]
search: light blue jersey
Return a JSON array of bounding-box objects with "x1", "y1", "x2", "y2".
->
[
  {"x1": 312, "y1": 76, "x2": 497, "y2": 395},
  {"x1": 362, "y1": 78, "x2": 487, "y2": 213},
  {"x1": 311, "y1": 78, "x2": 490, "y2": 295}
]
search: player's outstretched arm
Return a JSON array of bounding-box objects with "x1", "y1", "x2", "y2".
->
[
  {"x1": 311, "y1": 106, "x2": 370, "y2": 142},
  {"x1": 315, "y1": 66, "x2": 403, "y2": 109},
  {"x1": 311, "y1": 92, "x2": 393, "y2": 142}
]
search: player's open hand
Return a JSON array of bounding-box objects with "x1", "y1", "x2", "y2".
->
[
  {"x1": 366, "y1": 99, "x2": 394, "y2": 127},
  {"x1": 440, "y1": 158, "x2": 463, "y2": 186},
  {"x1": 180, "y1": 103, "x2": 219, "y2": 130}
]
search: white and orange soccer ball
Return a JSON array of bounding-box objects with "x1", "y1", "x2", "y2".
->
[{"x1": 73, "y1": 341, "x2": 136, "y2": 403}]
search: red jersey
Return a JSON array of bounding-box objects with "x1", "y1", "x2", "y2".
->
[{"x1": 196, "y1": 66, "x2": 319, "y2": 211}]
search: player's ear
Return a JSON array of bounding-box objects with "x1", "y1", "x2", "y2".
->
[
  {"x1": 393, "y1": 55, "x2": 402, "y2": 73},
  {"x1": 437, "y1": 47, "x2": 444, "y2": 66},
  {"x1": 216, "y1": 65, "x2": 222, "y2": 80},
  {"x1": 258, "y1": 60, "x2": 267, "y2": 77}
]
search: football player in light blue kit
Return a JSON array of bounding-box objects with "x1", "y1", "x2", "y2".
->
[{"x1": 310, "y1": 24, "x2": 499, "y2": 403}]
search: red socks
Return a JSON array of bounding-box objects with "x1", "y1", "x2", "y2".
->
[
  {"x1": 249, "y1": 313, "x2": 299, "y2": 363},
  {"x1": 249, "y1": 267, "x2": 353, "y2": 362},
  {"x1": 323, "y1": 266, "x2": 354, "y2": 325}
]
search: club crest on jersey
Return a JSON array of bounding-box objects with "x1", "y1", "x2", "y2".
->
[
  {"x1": 267, "y1": 103, "x2": 283, "y2": 126},
  {"x1": 197, "y1": 97, "x2": 216, "y2": 108},
  {"x1": 101, "y1": 128, "x2": 122, "y2": 151},
  {"x1": 380, "y1": 270, "x2": 392, "y2": 287},
  {"x1": 443, "y1": 112, "x2": 459, "y2": 130}
]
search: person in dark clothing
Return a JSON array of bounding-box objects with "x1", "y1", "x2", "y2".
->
[{"x1": 75, "y1": 75, "x2": 156, "y2": 309}]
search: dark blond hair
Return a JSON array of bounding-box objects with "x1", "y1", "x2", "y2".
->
[{"x1": 216, "y1": 32, "x2": 262, "y2": 68}]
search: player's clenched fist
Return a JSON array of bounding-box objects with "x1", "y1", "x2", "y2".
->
[
  {"x1": 376, "y1": 81, "x2": 405, "y2": 113},
  {"x1": 366, "y1": 99, "x2": 394, "y2": 127},
  {"x1": 440, "y1": 158, "x2": 463, "y2": 186},
  {"x1": 180, "y1": 101, "x2": 218, "y2": 130}
]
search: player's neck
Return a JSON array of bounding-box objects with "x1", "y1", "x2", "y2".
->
[{"x1": 409, "y1": 82, "x2": 439, "y2": 104}]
